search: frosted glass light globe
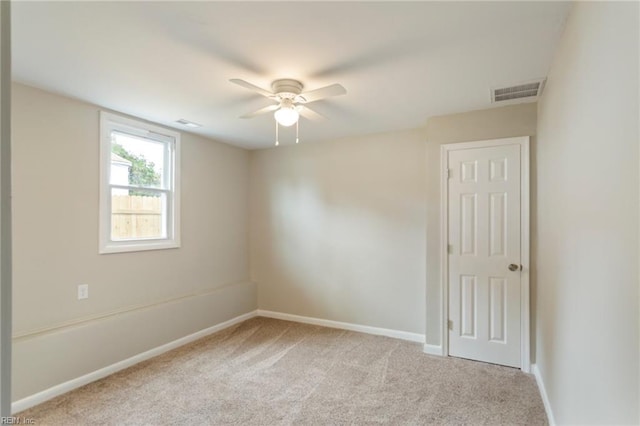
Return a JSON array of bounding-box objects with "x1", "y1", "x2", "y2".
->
[{"x1": 274, "y1": 107, "x2": 299, "y2": 127}]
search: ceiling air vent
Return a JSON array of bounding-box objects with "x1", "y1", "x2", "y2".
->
[
  {"x1": 175, "y1": 118, "x2": 202, "y2": 128},
  {"x1": 491, "y1": 79, "x2": 546, "y2": 103}
]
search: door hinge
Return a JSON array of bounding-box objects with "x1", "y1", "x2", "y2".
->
[
  {"x1": 448, "y1": 320, "x2": 453, "y2": 330},
  {"x1": 447, "y1": 244, "x2": 453, "y2": 254},
  {"x1": 445, "y1": 168, "x2": 452, "y2": 179}
]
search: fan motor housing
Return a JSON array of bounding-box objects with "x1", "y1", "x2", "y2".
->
[{"x1": 272, "y1": 79, "x2": 303, "y2": 97}]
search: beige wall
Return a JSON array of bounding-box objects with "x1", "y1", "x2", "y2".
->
[
  {"x1": 535, "y1": 2, "x2": 639, "y2": 424},
  {"x1": 424, "y1": 103, "x2": 537, "y2": 346},
  {"x1": 250, "y1": 103, "x2": 535, "y2": 337},
  {"x1": 11, "y1": 83, "x2": 255, "y2": 399},
  {"x1": 250, "y1": 130, "x2": 427, "y2": 333}
]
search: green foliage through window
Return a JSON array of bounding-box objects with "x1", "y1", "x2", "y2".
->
[{"x1": 112, "y1": 143, "x2": 161, "y2": 195}]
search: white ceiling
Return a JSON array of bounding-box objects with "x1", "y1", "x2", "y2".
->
[{"x1": 12, "y1": 1, "x2": 571, "y2": 149}]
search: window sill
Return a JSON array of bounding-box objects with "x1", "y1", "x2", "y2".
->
[{"x1": 99, "y1": 239, "x2": 180, "y2": 254}]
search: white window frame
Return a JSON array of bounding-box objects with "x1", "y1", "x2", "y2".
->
[{"x1": 99, "y1": 111, "x2": 181, "y2": 254}]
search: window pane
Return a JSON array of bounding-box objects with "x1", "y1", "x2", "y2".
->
[
  {"x1": 110, "y1": 131, "x2": 169, "y2": 189},
  {"x1": 111, "y1": 188, "x2": 167, "y2": 240}
]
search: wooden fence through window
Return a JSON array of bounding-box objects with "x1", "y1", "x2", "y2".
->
[{"x1": 111, "y1": 195, "x2": 162, "y2": 239}]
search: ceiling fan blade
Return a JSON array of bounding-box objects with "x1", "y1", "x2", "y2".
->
[
  {"x1": 240, "y1": 104, "x2": 279, "y2": 119},
  {"x1": 298, "y1": 105, "x2": 326, "y2": 121},
  {"x1": 297, "y1": 83, "x2": 347, "y2": 104},
  {"x1": 229, "y1": 79, "x2": 275, "y2": 98}
]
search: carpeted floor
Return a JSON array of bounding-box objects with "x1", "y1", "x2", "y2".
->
[{"x1": 19, "y1": 317, "x2": 547, "y2": 425}]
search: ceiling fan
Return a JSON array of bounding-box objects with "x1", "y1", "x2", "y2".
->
[{"x1": 230, "y1": 78, "x2": 347, "y2": 128}]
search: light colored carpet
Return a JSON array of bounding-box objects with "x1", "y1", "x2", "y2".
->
[{"x1": 19, "y1": 317, "x2": 547, "y2": 425}]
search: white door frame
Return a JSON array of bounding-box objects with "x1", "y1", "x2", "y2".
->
[{"x1": 440, "y1": 136, "x2": 530, "y2": 372}]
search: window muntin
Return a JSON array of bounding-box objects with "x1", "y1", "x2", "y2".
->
[{"x1": 100, "y1": 112, "x2": 180, "y2": 253}]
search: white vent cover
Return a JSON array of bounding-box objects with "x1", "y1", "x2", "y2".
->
[
  {"x1": 491, "y1": 79, "x2": 546, "y2": 103},
  {"x1": 175, "y1": 118, "x2": 202, "y2": 128}
]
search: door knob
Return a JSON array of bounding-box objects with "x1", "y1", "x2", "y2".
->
[{"x1": 508, "y1": 264, "x2": 520, "y2": 271}]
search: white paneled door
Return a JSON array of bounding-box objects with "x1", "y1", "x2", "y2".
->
[{"x1": 446, "y1": 141, "x2": 524, "y2": 368}]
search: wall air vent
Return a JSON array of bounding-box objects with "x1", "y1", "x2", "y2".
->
[{"x1": 491, "y1": 79, "x2": 546, "y2": 103}]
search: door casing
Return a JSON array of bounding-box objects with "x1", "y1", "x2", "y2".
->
[{"x1": 440, "y1": 136, "x2": 530, "y2": 372}]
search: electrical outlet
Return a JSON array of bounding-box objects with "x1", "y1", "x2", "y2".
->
[{"x1": 77, "y1": 284, "x2": 89, "y2": 300}]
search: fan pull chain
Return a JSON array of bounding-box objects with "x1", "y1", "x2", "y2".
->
[
  {"x1": 296, "y1": 120, "x2": 299, "y2": 144},
  {"x1": 275, "y1": 120, "x2": 279, "y2": 146}
]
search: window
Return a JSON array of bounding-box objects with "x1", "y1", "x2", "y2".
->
[{"x1": 99, "y1": 112, "x2": 180, "y2": 253}]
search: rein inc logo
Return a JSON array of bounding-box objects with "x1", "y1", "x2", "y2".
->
[{"x1": 1, "y1": 418, "x2": 34, "y2": 425}]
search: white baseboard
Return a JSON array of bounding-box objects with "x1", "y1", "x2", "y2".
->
[
  {"x1": 256, "y1": 310, "x2": 425, "y2": 343},
  {"x1": 12, "y1": 310, "x2": 258, "y2": 414},
  {"x1": 422, "y1": 343, "x2": 444, "y2": 356},
  {"x1": 531, "y1": 363, "x2": 555, "y2": 425}
]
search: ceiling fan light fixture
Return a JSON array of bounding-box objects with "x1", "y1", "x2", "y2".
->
[
  {"x1": 230, "y1": 78, "x2": 347, "y2": 137},
  {"x1": 274, "y1": 106, "x2": 299, "y2": 127}
]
